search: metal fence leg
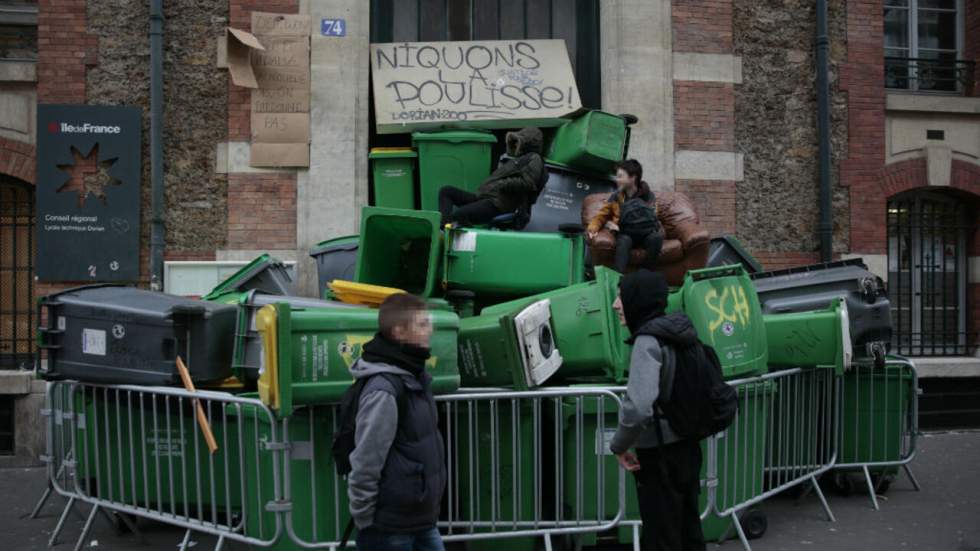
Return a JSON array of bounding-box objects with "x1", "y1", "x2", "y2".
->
[
  {"x1": 730, "y1": 512, "x2": 753, "y2": 551},
  {"x1": 903, "y1": 463, "x2": 922, "y2": 492},
  {"x1": 112, "y1": 511, "x2": 145, "y2": 543},
  {"x1": 633, "y1": 524, "x2": 642, "y2": 551},
  {"x1": 810, "y1": 475, "x2": 836, "y2": 522},
  {"x1": 543, "y1": 533, "x2": 553, "y2": 551},
  {"x1": 30, "y1": 484, "x2": 54, "y2": 519},
  {"x1": 48, "y1": 495, "x2": 76, "y2": 547},
  {"x1": 861, "y1": 466, "x2": 880, "y2": 511},
  {"x1": 71, "y1": 504, "x2": 100, "y2": 551},
  {"x1": 178, "y1": 529, "x2": 193, "y2": 551},
  {"x1": 213, "y1": 535, "x2": 225, "y2": 551}
]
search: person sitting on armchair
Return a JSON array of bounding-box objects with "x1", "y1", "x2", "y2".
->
[
  {"x1": 437, "y1": 127, "x2": 546, "y2": 227},
  {"x1": 586, "y1": 159, "x2": 664, "y2": 273}
]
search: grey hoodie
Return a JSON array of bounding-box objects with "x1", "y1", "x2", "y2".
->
[
  {"x1": 346, "y1": 357, "x2": 446, "y2": 531},
  {"x1": 609, "y1": 313, "x2": 700, "y2": 455}
]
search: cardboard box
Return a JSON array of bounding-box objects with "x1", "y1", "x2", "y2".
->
[
  {"x1": 250, "y1": 143, "x2": 310, "y2": 167},
  {"x1": 252, "y1": 12, "x2": 311, "y2": 37},
  {"x1": 225, "y1": 28, "x2": 265, "y2": 88},
  {"x1": 254, "y1": 66, "x2": 310, "y2": 90},
  {"x1": 251, "y1": 86, "x2": 311, "y2": 114},
  {"x1": 252, "y1": 35, "x2": 310, "y2": 70}
]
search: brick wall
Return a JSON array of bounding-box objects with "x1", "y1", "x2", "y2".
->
[
  {"x1": 226, "y1": 174, "x2": 296, "y2": 250},
  {"x1": 672, "y1": 0, "x2": 733, "y2": 53},
  {"x1": 675, "y1": 180, "x2": 736, "y2": 237},
  {"x1": 37, "y1": 0, "x2": 95, "y2": 104},
  {"x1": 841, "y1": 0, "x2": 886, "y2": 254},
  {"x1": 673, "y1": 82, "x2": 735, "y2": 151},
  {"x1": 751, "y1": 251, "x2": 821, "y2": 271},
  {"x1": 966, "y1": 0, "x2": 980, "y2": 96}
]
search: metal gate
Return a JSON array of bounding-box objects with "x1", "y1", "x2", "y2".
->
[
  {"x1": 887, "y1": 191, "x2": 974, "y2": 356},
  {"x1": 369, "y1": 0, "x2": 602, "y2": 109},
  {"x1": 0, "y1": 176, "x2": 34, "y2": 370}
]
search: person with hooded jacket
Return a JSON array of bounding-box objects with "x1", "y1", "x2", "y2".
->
[
  {"x1": 346, "y1": 293, "x2": 447, "y2": 551},
  {"x1": 609, "y1": 269, "x2": 707, "y2": 551},
  {"x1": 438, "y1": 126, "x2": 547, "y2": 227}
]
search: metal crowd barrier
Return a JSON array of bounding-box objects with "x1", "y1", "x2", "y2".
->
[
  {"x1": 40, "y1": 380, "x2": 285, "y2": 551},
  {"x1": 281, "y1": 388, "x2": 627, "y2": 550},
  {"x1": 833, "y1": 356, "x2": 921, "y2": 510}
]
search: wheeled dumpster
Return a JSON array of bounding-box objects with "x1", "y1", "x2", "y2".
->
[
  {"x1": 546, "y1": 110, "x2": 627, "y2": 175},
  {"x1": 37, "y1": 285, "x2": 236, "y2": 385},
  {"x1": 203, "y1": 254, "x2": 295, "y2": 299},
  {"x1": 369, "y1": 147, "x2": 417, "y2": 210},
  {"x1": 253, "y1": 302, "x2": 460, "y2": 418},
  {"x1": 309, "y1": 235, "x2": 359, "y2": 298},
  {"x1": 354, "y1": 207, "x2": 443, "y2": 298},
  {"x1": 443, "y1": 226, "x2": 586, "y2": 299},
  {"x1": 413, "y1": 130, "x2": 496, "y2": 212}
]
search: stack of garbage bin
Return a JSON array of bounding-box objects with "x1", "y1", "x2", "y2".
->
[{"x1": 34, "y1": 108, "x2": 910, "y2": 550}]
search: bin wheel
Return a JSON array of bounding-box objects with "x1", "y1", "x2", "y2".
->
[
  {"x1": 558, "y1": 223, "x2": 585, "y2": 235},
  {"x1": 828, "y1": 471, "x2": 856, "y2": 496},
  {"x1": 871, "y1": 473, "x2": 893, "y2": 494},
  {"x1": 739, "y1": 510, "x2": 768, "y2": 540},
  {"x1": 871, "y1": 344, "x2": 886, "y2": 369}
]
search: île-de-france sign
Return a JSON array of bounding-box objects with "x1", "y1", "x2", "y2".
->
[
  {"x1": 36, "y1": 104, "x2": 142, "y2": 282},
  {"x1": 370, "y1": 39, "x2": 582, "y2": 134}
]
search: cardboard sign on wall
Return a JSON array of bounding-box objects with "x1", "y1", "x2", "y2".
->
[{"x1": 370, "y1": 39, "x2": 583, "y2": 134}]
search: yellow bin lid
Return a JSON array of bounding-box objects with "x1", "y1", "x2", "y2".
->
[{"x1": 329, "y1": 279, "x2": 407, "y2": 308}]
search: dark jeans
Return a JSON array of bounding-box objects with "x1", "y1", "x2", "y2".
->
[
  {"x1": 634, "y1": 439, "x2": 706, "y2": 551},
  {"x1": 438, "y1": 186, "x2": 501, "y2": 226},
  {"x1": 356, "y1": 526, "x2": 444, "y2": 551},
  {"x1": 614, "y1": 230, "x2": 664, "y2": 273}
]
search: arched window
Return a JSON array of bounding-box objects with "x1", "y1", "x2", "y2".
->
[
  {"x1": 0, "y1": 176, "x2": 34, "y2": 369},
  {"x1": 887, "y1": 191, "x2": 971, "y2": 356}
]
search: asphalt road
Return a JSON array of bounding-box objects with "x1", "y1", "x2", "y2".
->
[{"x1": 2, "y1": 430, "x2": 977, "y2": 551}]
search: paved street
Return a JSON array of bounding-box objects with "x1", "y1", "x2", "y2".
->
[{"x1": 1, "y1": 431, "x2": 977, "y2": 551}]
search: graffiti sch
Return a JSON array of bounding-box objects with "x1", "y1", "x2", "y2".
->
[{"x1": 704, "y1": 285, "x2": 752, "y2": 335}]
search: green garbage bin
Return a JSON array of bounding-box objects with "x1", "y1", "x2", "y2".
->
[
  {"x1": 240, "y1": 401, "x2": 345, "y2": 549},
  {"x1": 764, "y1": 298, "x2": 851, "y2": 373},
  {"x1": 546, "y1": 110, "x2": 626, "y2": 175},
  {"x1": 558, "y1": 380, "x2": 775, "y2": 546},
  {"x1": 839, "y1": 360, "x2": 914, "y2": 467},
  {"x1": 203, "y1": 254, "x2": 295, "y2": 300},
  {"x1": 666, "y1": 265, "x2": 769, "y2": 380},
  {"x1": 457, "y1": 267, "x2": 628, "y2": 389},
  {"x1": 254, "y1": 301, "x2": 460, "y2": 418},
  {"x1": 72, "y1": 388, "x2": 242, "y2": 516},
  {"x1": 354, "y1": 206, "x2": 443, "y2": 298},
  {"x1": 369, "y1": 147, "x2": 418, "y2": 210},
  {"x1": 450, "y1": 400, "x2": 537, "y2": 548},
  {"x1": 443, "y1": 226, "x2": 586, "y2": 299},
  {"x1": 413, "y1": 130, "x2": 496, "y2": 212}
]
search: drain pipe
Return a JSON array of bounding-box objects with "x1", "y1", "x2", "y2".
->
[
  {"x1": 816, "y1": 0, "x2": 833, "y2": 262},
  {"x1": 149, "y1": 0, "x2": 165, "y2": 290}
]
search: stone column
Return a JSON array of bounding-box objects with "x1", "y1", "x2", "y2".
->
[{"x1": 601, "y1": 0, "x2": 675, "y2": 192}]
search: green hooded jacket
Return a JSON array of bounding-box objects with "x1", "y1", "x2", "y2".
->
[{"x1": 476, "y1": 127, "x2": 547, "y2": 212}]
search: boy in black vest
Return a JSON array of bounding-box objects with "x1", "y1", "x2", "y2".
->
[
  {"x1": 610, "y1": 270, "x2": 706, "y2": 551},
  {"x1": 347, "y1": 293, "x2": 447, "y2": 551}
]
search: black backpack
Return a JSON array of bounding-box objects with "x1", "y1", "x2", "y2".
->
[
  {"x1": 331, "y1": 373, "x2": 406, "y2": 476},
  {"x1": 618, "y1": 197, "x2": 660, "y2": 235},
  {"x1": 655, "y1": 342, "x2": 738, "y2": 440}
]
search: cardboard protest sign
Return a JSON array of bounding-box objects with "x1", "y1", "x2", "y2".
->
[
  {"x1": 371, "y1": 39, "x2": 583, "y2": 134},
  {"x1": 225, "y1": 28, "x2": 265, "y2": 88},
  {"x1": 248, "y1": 11, "x2": 311, "y2": 168}
]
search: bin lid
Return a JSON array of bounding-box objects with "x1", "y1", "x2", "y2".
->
[
  {"x1": 329, "y1": 279, "x2": 406, "y2": 308},
  {"x1": 369, "y1": 147, "x2": 418, "y2": 159},
  {"x1": 203, "y1": 254, "x2": 290, "y2": 300},
  {"x1": 411, "y1": 130, "x2": 497, "y2": 144},
  {"x1": 310, "y1": 235, "x2": 359, "y2": 257}
]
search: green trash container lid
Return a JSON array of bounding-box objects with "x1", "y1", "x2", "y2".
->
[
  {"x1": 203, "y1": 254, "x2": 292, "y2": 300},
  {"x1": 368, "y1": 147, "x2": 418, "y2": 159},
  {"x1": 411, "y1": 130, "x2": 497, "y2": 144}
]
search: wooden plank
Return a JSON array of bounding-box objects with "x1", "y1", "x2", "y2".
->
[
  {"x1": 525, "y1": 0, "x2": 552, "y2": 39},
  {"x1": 499, "y1": 0, "x2": 524, "y2": 39},
  {"x1": 471, "y1": 0, "x2": 500, "y2": 40},
  {"x1": 392, "y1": 0, "x2": 419, "y2": 42},
  {"x1": 419, "y1": 0, "x2": 447, "y2": 41}
]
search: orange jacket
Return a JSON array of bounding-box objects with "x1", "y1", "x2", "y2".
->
[{"x1": 587, "y1": 181, "x2": 656, "y2": 234}]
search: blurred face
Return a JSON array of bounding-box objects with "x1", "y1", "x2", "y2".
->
[
  {"x1": 615, "y1": 168, "x2": 636, "y2": 190},
  {"x1": 612, "y1": 293, "x2": 627, "y2": 327},
  {"x1": 392, "y1": 310, "x2": 433, "y2": 348}
]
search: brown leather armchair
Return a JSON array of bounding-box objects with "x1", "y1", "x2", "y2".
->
[{"x1": 581, "y1": 191, "x2": 711, "y2": 285}]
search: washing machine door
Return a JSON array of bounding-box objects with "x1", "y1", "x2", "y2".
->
[{"x1": 513, "y1": 299, "x2": 563, "y2": 388}]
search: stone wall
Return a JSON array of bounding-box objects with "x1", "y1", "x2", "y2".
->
[
  {"x1": 733, "y1": 0, "x2": 849, "y2": 256},
  {"x1": 87, "y1": 0, "x2": 228, "y2": 269}
]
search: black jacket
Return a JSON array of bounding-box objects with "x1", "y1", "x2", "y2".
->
[{"x1": 476, "y1": 127, "x2": 547, "y2": 212}]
